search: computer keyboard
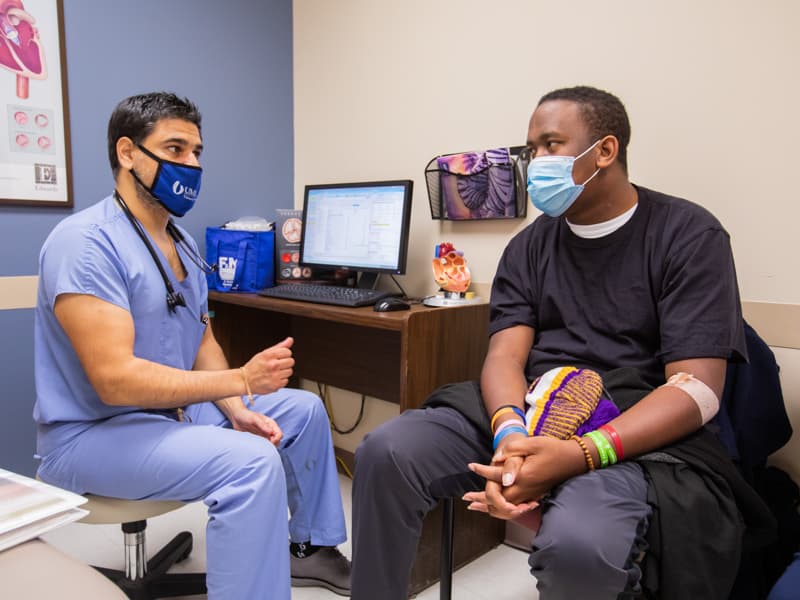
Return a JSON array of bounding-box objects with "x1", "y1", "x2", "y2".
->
[{"x1": 257, "y1": 283, "x2": 397, "y2": 307}]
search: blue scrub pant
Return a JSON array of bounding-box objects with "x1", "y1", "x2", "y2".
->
[
  {"x1": 36, "y1": 389, "x2": 347, "y2": 600},
  {"x1": 768, "y1": 553, "x2": 800, "y2": 600}
]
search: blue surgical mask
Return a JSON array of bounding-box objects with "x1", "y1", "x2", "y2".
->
[
  {"x1": 526, "y1": 140, "x2": 601, "y2": 217},
  {"x1": 131, "y1": 144, "x2": 202, "y2": 217}
]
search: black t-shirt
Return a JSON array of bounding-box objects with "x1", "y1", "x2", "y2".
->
[{"x1": 489, "y1": 185, "x2": 747, "y2": 387}]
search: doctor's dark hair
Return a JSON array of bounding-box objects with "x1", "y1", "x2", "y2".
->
[
  {"x1": 107, "y1": 92, "x2": 202, "y2": 176},
  {"x1": 538, "y1": 86, "x2": 631, "y2": 172}
]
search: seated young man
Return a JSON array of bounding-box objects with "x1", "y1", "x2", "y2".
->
[
  {"x1": 350, "y1": 86, "x2": 761, "y2": 599},
  {"x1": 33, "y1": 92, "x2": 350, "y2": 599}
]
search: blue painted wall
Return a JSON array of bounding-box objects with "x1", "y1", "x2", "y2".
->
[{"x1": 0, "y1": 0, "x2": 294, "y2": 475}]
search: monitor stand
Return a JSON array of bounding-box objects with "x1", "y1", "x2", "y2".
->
[{"x1": 357, "y1": 272, "x2": 380, "y2": 290}]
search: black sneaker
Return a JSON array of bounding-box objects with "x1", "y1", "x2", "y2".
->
[{"x1": 290, "y1": 546, "x2": 351, "y2": 596}]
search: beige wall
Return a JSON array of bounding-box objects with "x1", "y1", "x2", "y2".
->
[
  {"x1": 294, "y1": 0, "x2": 800, "y2": 302},
  {"x1": 293, "y1": 0, "x2": 800, "y2": 455}
]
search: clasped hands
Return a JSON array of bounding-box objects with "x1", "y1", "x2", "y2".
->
[
  {"x1": 463, "y1": 434, "x2": 586, "y2": 526},
  {"x1": 230, "y1": 337, "x2": 296, "y2": 447}
]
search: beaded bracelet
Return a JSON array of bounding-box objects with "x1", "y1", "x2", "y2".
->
[
  {"x1": 598, "y1": 424, "x2": 625, "y2": 461},
  {"x1": 571, "y1": 435, "x2": 595, "y2": 471},
  {"x1": 490, "y1": 405, "x2": 526, "y2": 432},
  {"x1": 584, "y1": 430, "x2": 617, "y2": 469},
  {"x1": 493, "y1": 425, "x2": 527, "y2": 451}
]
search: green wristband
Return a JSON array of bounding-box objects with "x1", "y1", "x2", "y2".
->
[
  {"x1": 598, "y1": 430, "x2": 618, "y2": 465},
  {"x1": 589, "y1": 430, "x2": 618, "y2": 467},
  {"x1": 584, "y1": 430, "x2": 615, "y2": 468}
]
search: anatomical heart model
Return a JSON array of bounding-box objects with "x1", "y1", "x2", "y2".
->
[
  {"x1": 432, "y1": 242, "x2": 471, "y2": 294},
  {"x1": 0, "y1": 1, "x2": 46, "y2": 99}
]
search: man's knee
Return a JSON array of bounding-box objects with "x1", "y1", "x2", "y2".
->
[
  {"x1": 530, "y1": 522, "x2": 629, "y2": 597},
  {"x1": 529, "y1": 471, "x2": 649, "y2": 598},
  {"x1": 289, "y1": 389, "x2": 329, "y2": 426},
  {"x1": 355, "y1": 416, "x2": 420, "y2": 481},
  {"x1": 223, "y1": 433, "x2": 285, "y2": 486},
  {"x1": 531, "y1": 513, "x2": 611, "y2": 573},
  {"x1": 357, "y1": 416, "x2": 406, "y2": 459},
  {"x1": 195, "y1": 431, "x2": 288, "y2": 514}
]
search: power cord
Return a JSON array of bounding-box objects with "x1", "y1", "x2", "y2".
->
[
  {"x1": 317, "y1": 382, "x2": 366, "y2": 435},
  {"x1": 389, "y1": 274, "x2": 408, "y2": 298},
  {"x1": 335, "y1": 456, "x2": 354, "y2": 479}
]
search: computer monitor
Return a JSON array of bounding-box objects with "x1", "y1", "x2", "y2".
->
[{"x1": 300, "y1": 180, "x2": 414, "y2": 289}]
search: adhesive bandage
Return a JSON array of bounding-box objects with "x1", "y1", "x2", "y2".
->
[{"x1": 662, "y1": 372, "x2": 719, "y2": 424}]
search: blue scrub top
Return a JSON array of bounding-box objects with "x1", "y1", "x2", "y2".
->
[{"x1": 34, "y1": 195, "x2": 209, "y2": 447}]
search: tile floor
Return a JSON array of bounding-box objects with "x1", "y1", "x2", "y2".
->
[{"x1": 41, "y1": 475, "x2": 538, "y2": 599}]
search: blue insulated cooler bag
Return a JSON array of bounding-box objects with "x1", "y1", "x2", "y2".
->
[{"x1": 205, "y1": 227, "x2": 275, "y2": 292}]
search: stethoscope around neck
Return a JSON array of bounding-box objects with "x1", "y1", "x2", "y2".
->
[{"x1": 114, "y1": 190, "x2": 216, "y2": 314}]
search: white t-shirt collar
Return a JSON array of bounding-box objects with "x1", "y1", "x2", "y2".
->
[{"x1": 566, "y1": 203, "x2": 638, "y2": 239}]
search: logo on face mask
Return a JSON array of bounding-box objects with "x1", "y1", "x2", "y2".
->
[
  {"x1": 132, "y1": 144, "x2": 202, "y2": 217},
  {"x1": 172, "y1": 180, "x2": 198, "y2": 200}
]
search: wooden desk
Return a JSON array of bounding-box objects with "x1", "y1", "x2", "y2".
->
[
  {"x1": 208, "y1": 291, "x2": 505, "y2": 594},
  {"x1": 208, "y1": 291, "x2": 490, "y2": 412}
]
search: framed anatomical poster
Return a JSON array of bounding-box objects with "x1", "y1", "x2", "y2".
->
[{"x1": 0, "y1": 0, "x2": 71, "y2": 207}]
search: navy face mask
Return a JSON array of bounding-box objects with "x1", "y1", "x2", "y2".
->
[{"x1": 131, "y1": 144, "x2": 202, "y2": 217}]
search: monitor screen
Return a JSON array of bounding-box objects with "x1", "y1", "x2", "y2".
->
[{"x1": 300, "y1": 180, "x2": 413, "y2": 282}]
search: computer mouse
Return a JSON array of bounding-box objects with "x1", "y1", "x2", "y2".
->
[{"x1": 373, "y1": 297, "x2": 411, "y2": 312}]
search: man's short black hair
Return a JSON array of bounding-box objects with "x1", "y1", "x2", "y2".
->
[
  {"x1": 538, "y1": 86, "x2": 631, "y2": 171},
  {"x1": 107, "y1": 92, "x2": 202, "y2": 176}
]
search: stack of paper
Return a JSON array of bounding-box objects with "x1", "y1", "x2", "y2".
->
[{"x1": 0, "y1": 468, "x2": 88, "y2": 552}]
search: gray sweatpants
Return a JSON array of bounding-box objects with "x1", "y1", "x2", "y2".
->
[{"x1": 351, "y1": 405, "x2": 650, "y2": 600}]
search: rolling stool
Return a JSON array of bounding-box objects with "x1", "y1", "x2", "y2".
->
[{"x1": 80, "y1": 495, "x2": 206, "y2": 599}]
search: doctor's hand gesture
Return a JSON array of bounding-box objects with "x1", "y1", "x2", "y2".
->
[{"x1": 242, "y1": 337, "x2": 295, "y2": 395}]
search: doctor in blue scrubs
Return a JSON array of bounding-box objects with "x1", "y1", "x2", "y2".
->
[{"x1": 33, "y1": 92, "x2": 350, "y2": 599}]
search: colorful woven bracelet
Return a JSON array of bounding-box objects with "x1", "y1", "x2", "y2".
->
[
  {"x1": 571, "y1": 435, "x2": 595, "y2": 471},
  {"x1": 598, "y1": 424, "x2": 625, "y2": 461},
  {"x1": 493, "y1": 425, "x2": 527, "y2": 451},
  {"x1": 490, "y1": 406, "x2": 525, "y2": 431}
]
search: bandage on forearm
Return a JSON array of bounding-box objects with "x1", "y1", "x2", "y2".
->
[{"x1": 662, "y1": 372, "x2": 719, "y2": 424}]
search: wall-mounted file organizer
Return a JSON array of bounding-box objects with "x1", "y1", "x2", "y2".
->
[{"x1": 424, "y1": 145, "x2": 528, "y2": 220}]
